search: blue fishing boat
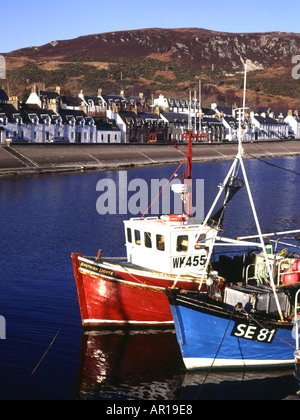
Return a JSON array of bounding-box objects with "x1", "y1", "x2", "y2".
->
[
  {"x1": 167, "y1": 287, "x2": 298, "y2": 369},
  {"x1": 167, "y1": 65, "x2": 300, "y2": 370}
]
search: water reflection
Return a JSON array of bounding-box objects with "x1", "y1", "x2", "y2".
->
[
  {"x1": 181, "y1": 370, "x2": 299, "y2": 400},
  {"x1": 74, "y1": 329, "x2": 185, "y2": 400},
  {"x1": 74, "y1": 328, "x2": 300, "y2": 401}
]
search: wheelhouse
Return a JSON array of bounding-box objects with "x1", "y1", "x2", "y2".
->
[{"x1": 124, "y1": 216, "x2": 217, "y2": 276}]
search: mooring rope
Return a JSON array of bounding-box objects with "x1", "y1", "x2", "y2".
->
[
  {"x1": 17, "y1": 262, "x2": 92, "y2": 398},
  {"x1": 194, "y1": 305, "x2": 237, "y2": 399}
]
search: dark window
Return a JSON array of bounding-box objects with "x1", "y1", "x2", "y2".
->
[
  {"x1": 127, "y1": 228, "x2": 132, "y2": 243},
  {"x1": 144, "y1": 232, "x2": 152, "y2": 248},
  {"x1": 176, "y1": 235, "x2": 188, "y2": 252},
  {"x1": 135, "y1": 230, "x2": 141, "y2": 245},
  {"x1": 156, "y1": 234, "x2": 165, "y2": 251}
]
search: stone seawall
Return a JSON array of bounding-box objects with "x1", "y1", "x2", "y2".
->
[{"x1": 0, "y1": 140, "x2": 299, "y2": 178}]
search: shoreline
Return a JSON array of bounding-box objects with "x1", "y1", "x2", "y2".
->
[{"x1": 0, "y1": 139, "x2": 299, "y2": 179}]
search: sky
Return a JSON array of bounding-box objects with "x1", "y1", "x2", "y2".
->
[{"x1": 1, "y1": 0, "x2": 300, "y2": 53}]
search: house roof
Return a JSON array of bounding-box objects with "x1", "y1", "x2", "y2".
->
[
  {"x1": 40, "y1": 90, "x2": 60, "y2": 100},
  {"x1": 216, "y1": 106, "x2": 233, "y2": 116},
  {"x1": 161, "y1": 111, "x2": 189, "y2": 124},
  {"x1": 102, "y1": 94, "x2": 126, "y2": 104},
  {"x1": 201, "y1": 108, "x2": 216, "y2": 116},
  {"x1": 138, "y1": 112, "x2": 163, "y2": 121},
  {"x1": 254, "y1": 115, "x2": 287, "y2": 125},
  {"x1": 94, "y1": 117, "x2": 121, "y2": 131},
  {"x1": 58, "y1": 109, "x2": 87, "y2": 118},
  {"x1": 61, "y1": 96, "x2": 82, "y2": 107},
  {"x1": 0, "y1": 103, "x2": 19, "y2": 121},
  {"x1": 0, "y1": 89, "x2": 9, "y2": 101}
]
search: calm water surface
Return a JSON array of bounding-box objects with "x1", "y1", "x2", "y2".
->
[{"x1": 0, "y1": 156, "x2": 300, "y2": 400}]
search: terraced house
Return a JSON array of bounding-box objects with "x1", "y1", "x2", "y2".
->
[{"x1": 0, "y1": 87, "x2": 299, "y2": 143}]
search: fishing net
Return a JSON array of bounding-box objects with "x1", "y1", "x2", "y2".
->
[{"x1": 208, "y1": 176, "x2": 244, "y2": 231}]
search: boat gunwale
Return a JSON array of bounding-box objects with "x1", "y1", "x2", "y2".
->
[{"x1": 166, "y1": 289, "x2": 295, "y2": 330}]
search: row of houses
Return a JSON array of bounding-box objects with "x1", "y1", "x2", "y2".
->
[{"x1": 0, "y1": 88, "x2": 299, "y2": 144}]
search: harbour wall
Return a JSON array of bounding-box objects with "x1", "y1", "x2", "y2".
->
[{"x1": 0, "y1": 140, "x2": 299, "y2": 178}]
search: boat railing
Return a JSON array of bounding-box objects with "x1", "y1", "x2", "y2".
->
[
  {"x1": 294, "y1": 289, "x2": 300, "y2": 352},
  {"x1": 246, "y1": 257, "x2": 300, "y2": 286},
  {"x1": 245, "y1": 261, "x2": 273, "y2": 285},
  {"x1": 277, "y1": 258, "x2": 300, "y2": 285}
]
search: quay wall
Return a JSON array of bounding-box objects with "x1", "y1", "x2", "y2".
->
[{"x1": 0, "y1": 140, "x2": 299, "y2": 178}]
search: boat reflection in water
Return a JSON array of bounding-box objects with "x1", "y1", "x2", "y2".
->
[
  {"x1": 73, "y1": 328, "x2": 300, "y2": 400},
  {"x1": 180, "y1": 370, "x2": 299, "y2": 400},
  {"x1": 74, "y1": 329, "x2": 185, "y2": 400}
]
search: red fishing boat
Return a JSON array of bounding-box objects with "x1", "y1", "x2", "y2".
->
[{"x1": 72, "y1": 131, "x2": 231, "y2": 327}]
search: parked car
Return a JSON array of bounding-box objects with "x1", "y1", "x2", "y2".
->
[
  {"x1": 47, "y1": 137, "x2": 70, "y2": 143},
  {"x1": 10, "y1": 137, "x2": 28, "y2": 143}
]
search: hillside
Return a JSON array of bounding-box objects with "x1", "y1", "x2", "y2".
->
[{"x1": 2, "y1": 27, "x2": 300, "y2": 109}]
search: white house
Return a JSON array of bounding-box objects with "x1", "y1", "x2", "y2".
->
[
  {"x1": 78, "y1": 89, "x2": 106, "y2": 115},
  {"x1": 250, "y1": 113, "x2": 288, "y2": 140},
  {"x1": 26, "y1": 86, "x2": 61, "y2": 112},
  {"x1": 284, "y1": 111, "x2": 300, "y2": 138},
  {"x1": 94, "y1": 117, "x2": 121, "y2": 143}
]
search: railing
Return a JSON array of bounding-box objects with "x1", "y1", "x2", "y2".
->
[{"x1": 294, "y1": 289, "x2": 300, "y2": 352}]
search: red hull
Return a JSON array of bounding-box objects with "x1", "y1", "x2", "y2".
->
[{"x1": 72, "y1": 253, "x2": 206, "y2": 327}]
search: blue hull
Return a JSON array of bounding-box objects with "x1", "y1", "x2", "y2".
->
[{"x1": 167, "y1": 291, "x2": 296, "y2": 370}]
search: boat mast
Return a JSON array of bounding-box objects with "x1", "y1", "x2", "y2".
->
[
  {"x1": 181, "y1": 130, "x2": 193, "y2": 217},
  {"x1": 236, "y1": 63, "x2": 284, "y2": 322}
]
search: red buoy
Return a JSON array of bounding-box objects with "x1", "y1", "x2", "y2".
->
[{"x1": 282, "y1": 268, "x2": 300, "y2": 285}]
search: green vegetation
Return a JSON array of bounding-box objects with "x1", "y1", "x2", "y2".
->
[{"x1": 5, "y1": 57, "x2": 300, "y2": 109}]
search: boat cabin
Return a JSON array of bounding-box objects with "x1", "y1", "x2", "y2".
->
[{"x1": 124, "y1": 216, "x2": 217, "y2": 276}]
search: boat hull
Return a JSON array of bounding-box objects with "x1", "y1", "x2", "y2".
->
[
  {"x1": 167, "y1": 290, "x2": 296, "y2": 370},
  {"x1": 72, "y1": 253, "x2": 207, "y2": 328}
]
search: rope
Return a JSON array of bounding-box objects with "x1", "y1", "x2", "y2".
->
[
  {"x1": 242, "y1": 309, "x2": 296, "y2": 350},
  {"x1": 140, "y1": 155, "x2": 187, "y2": 219},
  {"x1": 245, "y1": 151, "x2": 300, "y2": 177},
  {"x1": 17, "y1": 262, "x2": 92, "y2": 398},
  {"x1": 194, "y1": 305, "x2": 237, "y2": 399}
]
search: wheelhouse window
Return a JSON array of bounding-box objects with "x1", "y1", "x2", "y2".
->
[
  {"x1": 195, "y1": 234, "x2": 206, "y2": 249},
  {"x1": 176, "y1": 235, "x2": 188, "y2": 252},
  {"x1": 134, "y1": 230, "x2": 141, "y2": 245},
  {"x1": 156, "y1": 234, "x2": 165, "y2": 251},
  {"x1": 144, "y1": 232, "x2": 152, "y2": 248},
  {"x1": 127, "y1": 228, "x2": 132, "y2": 243}
]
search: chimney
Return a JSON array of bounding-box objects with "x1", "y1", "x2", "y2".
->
[
  {"x1": 98, "y1": 88, "x2": 102, "y2": 97},
  {"x1": 78, "y1": 89, "x2": 84, "y2": 101},
  {"x1": 120, "y1": 89, "x2": 125, "y2": 97},
  {"x1": 32, "y1": 84, "x2": 37, "y2": 94},
  {"x1": 8, "y1": 96, "x2": 19, "y2": 110},
  {"x1": 55, "y1": 86, "x2": 61, "y2": 95}
]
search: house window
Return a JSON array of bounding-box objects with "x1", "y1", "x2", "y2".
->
[
  {"x1": 176, "y1": 235, "x2": 188, "y2": 252},
  {"x1": 144, "y1": 232, "x2": 152, "y2": 248},
  {"x1": 156, "y1": 234, "x2": 165, "y2": 251}
]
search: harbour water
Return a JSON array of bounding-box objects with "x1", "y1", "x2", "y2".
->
[{"x1": 0, "y1": 155, "x2": 300, "y2": 401}]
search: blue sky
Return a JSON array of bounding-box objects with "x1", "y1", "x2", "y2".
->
[{"x1": 1, "y1": 0, "x2": 300, "y2": 53}]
